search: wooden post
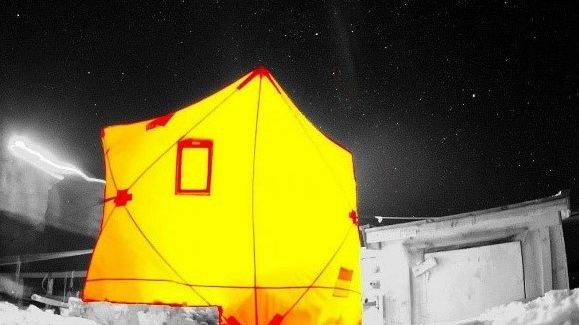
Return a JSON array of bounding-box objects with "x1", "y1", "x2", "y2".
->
[
  {"x1": 15, "y1": 258, "x2": 22, "y2": 306},
  {"x1": 46, "y1": 276, "x2": 54, "y2": 310},
  {"x1": 47, "y1": 278, "x2": 54, "y2": 296},
  {"x1": 15, "y1": 258, "x2": 21, "y2": 279},
  {"x1": 68, "y1": 271, "x2": 75, "y2": 302},
  {"x1": 62, "y1": 274, "x2": 67, "y2": 302},
  {"x1": 538, "y1": 227, "x2": 553, "y2": 293},
  {"x1": 549, "y1": 224, "x2": 569, "y2": 289},
  {"x1": 359, "y1": 224, "x2": 370, "y2": 247}
]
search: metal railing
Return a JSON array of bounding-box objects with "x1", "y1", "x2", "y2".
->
[
  {"x1": 0, "y1": 249, "x2": 93, "y2": 266},
  {"x1": 0, "y1": 249, "x2": 92, "y2": 306}
]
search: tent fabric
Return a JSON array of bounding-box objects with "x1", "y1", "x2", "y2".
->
[{"x1": 82, "y1": 67, "x2": 361, "y2": 325}]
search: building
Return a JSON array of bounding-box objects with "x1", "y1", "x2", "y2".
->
[
  {"x1": 0, "y1": 147, "x2": 102, "y2": 305},
  {"x1": 362, "y1": 191, "x2": 571, "y2": 324}
]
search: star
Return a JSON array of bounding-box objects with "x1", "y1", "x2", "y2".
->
[{"x1": 1, "y1": 0, "x2": 575, "y2": 236}]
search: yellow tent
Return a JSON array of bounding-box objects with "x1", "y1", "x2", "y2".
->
[{"x1": 83, "y1": 67, "x2": 361, "y2": 325}]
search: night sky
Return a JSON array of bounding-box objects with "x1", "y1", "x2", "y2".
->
[{"x1": 1, "y1": 0, "x2": 577, "y2": 225}]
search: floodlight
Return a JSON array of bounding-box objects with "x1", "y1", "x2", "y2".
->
[{"x1": 7, "y1": 135, "x2": 105, "y2": 183}]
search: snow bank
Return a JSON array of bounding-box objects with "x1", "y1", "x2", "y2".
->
[
  {"x1": 5, "y1": 289, "x2": 579, "y2": 325},
  {"x1": 67, "y1": 298, "x2": 218, "y2": 325},
  {"x1": 0, "y1": 299, "x2": 218, "y2": 325},
  {"x1": 0, "y1": 301, "x2": 98, "y2": 325},
  {"x1": 458, "y1": 289, "x2": 579, "y2": 325}
]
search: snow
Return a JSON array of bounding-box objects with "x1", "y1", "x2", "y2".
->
[
  {"x1": 3, "y1": 289, "x2": 579, "y2": 325},
  {"x1": 0, "y1": 298, "x2": 217, "y2": 325},
  {"x1": 458, "y1": 289, "x2": 579, "y2": 325},
  {"x1": 66, "y1": 298, "x2": 217, "y2": 325},
  {"x1": 0, "y1": 301, "x2": 98, "y2": 325}
]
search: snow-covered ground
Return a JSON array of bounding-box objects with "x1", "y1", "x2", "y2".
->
[
  {"x1": 0, "y1": 298, "x2": 217, "y2": 325},
  {"x1": 458, "y1": 289, "x2": 579, "y2": 325},
  {"x1": 0, "y1": 301, "x2": 98, "y2": 325},
  {"x1": 3, "y1": 289, "x2": 579, "y2": 325}
]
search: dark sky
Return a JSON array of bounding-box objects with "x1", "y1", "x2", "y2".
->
[{"x1": 1, "y1": 0, "x2": 578, "y2": 225}]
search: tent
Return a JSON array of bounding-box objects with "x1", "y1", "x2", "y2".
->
[{"x1": 83, "y1": 67, "x2": 361, "y2": 325}]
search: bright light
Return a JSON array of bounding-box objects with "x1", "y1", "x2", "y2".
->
[{"x1": 7, "y1": 136, "x2": 105, "y2": 184}]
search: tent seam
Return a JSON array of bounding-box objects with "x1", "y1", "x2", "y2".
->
[
  {"x1": 249, "y1": 76, "x2": 263, "y2": 325},
  {"x1": 282, "y1": 226, "x2": 354, "y2": 319},
  {"x1": 127, "y1": 89, "x2": 238, "y2": 190},
  {"x1": 82, "y1": 206, "x2": 117, "y2": 298},
  {"x1": 278, "y1": 95, "x2": 352, "y2": 207},
  {"x1": 121, "y1": 206, "x2": 213, "y2": 307},
  {"x1": 85, "y1": 278, "x2": 361, "y2": 294},
  {"x1": 105, "y1": 150, "x2": 118, "y2": 190}
]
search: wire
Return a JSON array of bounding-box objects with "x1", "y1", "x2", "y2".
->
[{"x1": 362, "y1": 216, "x2": 431, "y2": 220}]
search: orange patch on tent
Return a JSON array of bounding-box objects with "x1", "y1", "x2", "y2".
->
[
  {"x1": 226, "y1": 316, "x2": 242, "y2": 325},
  {"x1": 334, "y1": 268, "x2": 354, "y2": 298},
  {"x1": 146, "y1": 112, "x2": 175, "y2": 130},
  {"x1": 268, "y1": 314, "x2": 284, "y2": 325}
]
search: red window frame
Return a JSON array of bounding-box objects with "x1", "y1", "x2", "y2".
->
[{"x1": 175, "y1": 138, "x2": 213, "y2": 195}]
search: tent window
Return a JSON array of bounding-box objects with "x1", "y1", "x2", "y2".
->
[{"x1": 175, "y1": 139, "x2": 213, "y2": 195}]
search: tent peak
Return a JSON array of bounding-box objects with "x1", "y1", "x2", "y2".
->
[
  {"x1": 238, "y1": 66, "x2": 280, "y2": 93},
  {"x1": 253, "y1": 65, "x2": 272, "y2": 76}
]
